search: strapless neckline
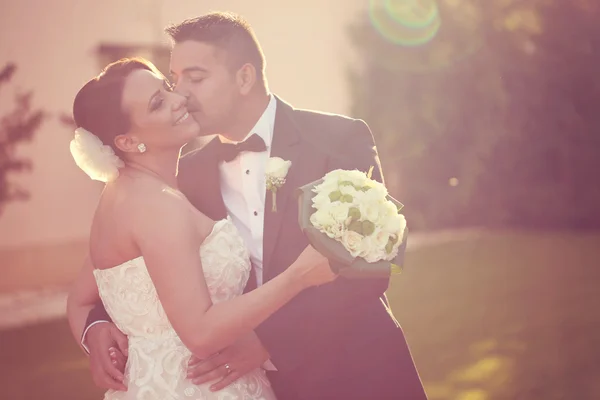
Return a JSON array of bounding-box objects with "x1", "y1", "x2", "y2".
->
[{"x1": 93, "y1": 217, "x2": 230, "y2": 275}]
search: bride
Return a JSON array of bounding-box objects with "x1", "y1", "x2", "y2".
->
[{"x1": 66, "y1": 57, "x2": 336, "y2": 400}]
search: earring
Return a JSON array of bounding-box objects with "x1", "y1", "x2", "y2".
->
[{"x1": 137, "y1": 143, "x2": 147, "y2": 153}]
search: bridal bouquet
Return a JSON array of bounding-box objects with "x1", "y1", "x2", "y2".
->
[{"x1": 297, "y1": 168, "x2": 407, "y2": 278}]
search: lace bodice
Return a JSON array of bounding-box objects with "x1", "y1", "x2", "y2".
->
[{"x1": 93, "y1": 218, "x2": 275, "y2": 400}]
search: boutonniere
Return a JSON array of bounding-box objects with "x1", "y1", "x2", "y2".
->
[{"x1": 265, "y1": 157, "x2": 292, "y2": 212}]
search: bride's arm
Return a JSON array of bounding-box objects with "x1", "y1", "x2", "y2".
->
[
  {"x1": 134, "y1": 194, "x2": 330, "y2": 359},
  {"x1": 67, "y1": 255, "x2": 101, "y2": 347}
]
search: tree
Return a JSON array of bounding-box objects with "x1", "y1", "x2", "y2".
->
[
  {"x1": 348, "y1": 0, "x2": 600, "y2": 229},
  {"x1": 0, "y1": 63, "x2": 44, "y2": 216}
]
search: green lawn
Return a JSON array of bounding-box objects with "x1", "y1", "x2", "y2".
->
[
  {"x1": 1, "y1": 231, "x2": 599, "y2": 400},
  {"x1": 388, "y1": 230, "x2": 600, "y2": 400}
]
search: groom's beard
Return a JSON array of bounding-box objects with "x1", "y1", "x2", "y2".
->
[
  {"x1": 190, "y1": 111, "x2": 216, "y2": 137},
  {"x1": 191, "y1": 112, "x2": 236, "y2": 138}
]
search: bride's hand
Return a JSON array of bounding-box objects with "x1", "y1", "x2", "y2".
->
[{"x1": 290, "y1": 245, "x2": 338, "y2": 288}]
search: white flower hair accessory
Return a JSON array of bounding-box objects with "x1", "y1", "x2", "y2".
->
[{"x1": 69, "y1": 127, "x2": 124, "y2": 183}]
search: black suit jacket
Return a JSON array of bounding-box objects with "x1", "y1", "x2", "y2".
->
[
  {"x1": 178, "y1": 97, "x2": 425, "y2": 399},
  {"x1": 86, "y1": 96, "x2": 426, "y2": 399}
]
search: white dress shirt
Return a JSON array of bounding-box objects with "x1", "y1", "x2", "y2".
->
[
  {"x1": 218, "y1": 94, "x2": 276, "y2": 287},
  {"x1": 218, "y1": 94, "x2": 278, "y2": 371}
]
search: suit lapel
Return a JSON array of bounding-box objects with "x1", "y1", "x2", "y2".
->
[{"x1": 262, "y1": 98, "x2": 303, "y2": 274}]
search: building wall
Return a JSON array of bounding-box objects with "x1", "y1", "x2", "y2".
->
[{"x1": 0, "y1": 0, "x2": 368, "y2": 248}]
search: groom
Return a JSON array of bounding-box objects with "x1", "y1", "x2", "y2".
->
[{"x1": 82, "y1": 12, "x2": 427, "y2": 399}]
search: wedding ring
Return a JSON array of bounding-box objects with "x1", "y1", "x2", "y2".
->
[{"x1": 224, "y1": 363, "x2": 232, "y2": 374}]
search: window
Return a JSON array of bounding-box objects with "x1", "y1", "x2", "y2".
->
[{"x1": 97, "y1": 43, "x2": 171, "y2": 77}]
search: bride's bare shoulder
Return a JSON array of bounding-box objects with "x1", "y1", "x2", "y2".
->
[{"x1": 106, "y1": 178, "x2": 214, "y2": 238}]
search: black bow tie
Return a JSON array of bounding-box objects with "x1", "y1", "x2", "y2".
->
[{"x1": 219, "y1": 133, "x2": 267, "y2": 162}]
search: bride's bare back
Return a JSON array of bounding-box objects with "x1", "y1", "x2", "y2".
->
[{"x1": 89, "y1": 173, "x2": 214, "y2": 271}]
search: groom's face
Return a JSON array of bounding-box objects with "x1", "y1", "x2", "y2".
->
[{"x1": 170, "y1": 40, "x2": 241, "y2": 136}]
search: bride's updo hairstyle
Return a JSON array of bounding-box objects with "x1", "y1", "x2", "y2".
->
[
  {"x1": 73, "y1": 57, "x2": 161, "y2": 156},
  {"x1": 69, "y1": 57, "x2": 165, "y2": 182}
]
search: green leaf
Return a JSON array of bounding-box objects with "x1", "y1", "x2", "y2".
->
[
  {"x1": 348, "y1": 220, "x2": 363, "y2": 234},
  {"x1": 385, "y1": 238, "x2": 394, "y2": 254},
  {"x1": 341, "y1": 194, "x2": 354, "y2": 203},
  {"x1": 362, "y1": 220, "x2": 375, "y2": 236},
  {"x1": 329, "y1": 191, "x2": 341, "y2": 202},
  {"x1": 391, "y1": 263, "x2": 403, "y2": 275},
  {"x1": 367, "y1": 165, "x2": 374, "y2": 179},
  {"x1": 348, "y1": 207, "x2": 361, "y2": 221}
]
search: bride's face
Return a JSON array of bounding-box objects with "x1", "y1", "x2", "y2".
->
[{"x1": 119, "y1": 69, "x2": 199, "y2": 152}]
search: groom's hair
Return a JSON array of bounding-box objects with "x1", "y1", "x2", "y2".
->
[{"x1": 165, "y1": 12, "x2": 266, "y2": 86}]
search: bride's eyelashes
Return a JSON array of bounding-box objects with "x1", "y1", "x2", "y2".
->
[
  {"x1": 150, "y1": 96, "x2": 164, "y2": 112},
  {"x1": 149, "y1": 81, "x2": 176, "y2": 112}
]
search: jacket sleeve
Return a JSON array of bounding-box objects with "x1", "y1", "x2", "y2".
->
[{"x1": 254, "y1": 119, "x2": 396, "y2": 372}]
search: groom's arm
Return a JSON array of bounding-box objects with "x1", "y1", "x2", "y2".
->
[
  {"x1": 81, "y1": 301, "x2": 112, "y2": 352},
  {"x1": 68, "y1": 258, "x2": 127, "y2": 391},
  {"x1": 255, "y1": 118, "x2": 393, "y2": 372}
]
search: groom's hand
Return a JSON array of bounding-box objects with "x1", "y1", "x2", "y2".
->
[
  {"x1": 187, "y1": 331, "x2": 269, "y2": 391},
  {"x1": 86, "y1": 322, "x2": 128, "y2": 391}
]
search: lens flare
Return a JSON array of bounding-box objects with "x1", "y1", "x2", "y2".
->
[{"x1": 369, "y1": 0, "x2": 441, "y2": 46}]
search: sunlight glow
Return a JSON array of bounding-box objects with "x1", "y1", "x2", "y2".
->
[
  {"x1": 456, "y1": 389, "x2": 489, "y2": 400},
  {"x1": 34, "y1": 358, "x2": 89, "y2": 376},
  {"x1": 451, "y1": 357, "x2": 506, "y2": 382},
  {"x1": 369, "y1": 0, "x2": 441, "y2": 46}
]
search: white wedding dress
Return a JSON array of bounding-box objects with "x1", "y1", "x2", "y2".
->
[{"x1": 93, "y1": 218, "x2": 276, "y2": 400}]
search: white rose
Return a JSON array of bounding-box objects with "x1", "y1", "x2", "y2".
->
[
  {"x1": 358, "y1": 228, "x2": 389, "y2": 262},
  {"x1": 314, "y1": 177, "x2": 339, "y2": 194},
  {"x1": 338, "y1": 169, "x2": 368, "y2": 186},
  {"x1": 322, "y1": 169, "x2": 345, "y2": 182},
  {"x1": 363, "y1": 179, "x2": 388, "y2": 197},
  {"x1": 364, "y1": 248, "x2": 387, "y2": 263},
  {"x1": 352, "y1": 189, "x2": 367, "y2": 205},
  {"x1": 382, "y1": 199, "x2": 399, "y2": 218},
  {"x1": 266, "y1": 157, "x2": 292, "y2": 179},
  {"x1": 383, "y1": 213, "x2": 407, "y2": 239},
  {"x1": 339, "y1": 184, "x2": 358, "y2": 197},
  {"x1": 326, "y1": 201, "x2": 351, "y2": 222},
  {"x1": 359, "y1": 201, "x2": 382, "y2": 224},
  {"x1": 310, "y1": 208, "x2": 336, "y2": 229},
  {"x1": 312, "y1": 191, "x2": 331, "y2": 209},
  {"x1": 398, "y1": 216, "x2": 407, "y2": 242},
  {"x1": 373, "y1": 228, "x2": 391, "y2": 249},
  {"x1": 363, "y1": 186, "x2": 386, "y2": 204},
  {"x1": 358, "y1": 234, "x2": 375, "y2": 259},
  {"x1": 340, "y1": 230, "x2": 364, "y2": 258},
  {"x1": 324, "y1": 221, "x2": 345, "y2": 239}
]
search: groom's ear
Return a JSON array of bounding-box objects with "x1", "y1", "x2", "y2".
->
[{"x1": 236, "y1": 63, "x2": 257, "y2": 95}]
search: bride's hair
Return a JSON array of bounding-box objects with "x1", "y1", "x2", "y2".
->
[{"x1": 72, "y1": 57, "x2": 162, "y2": 156}]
